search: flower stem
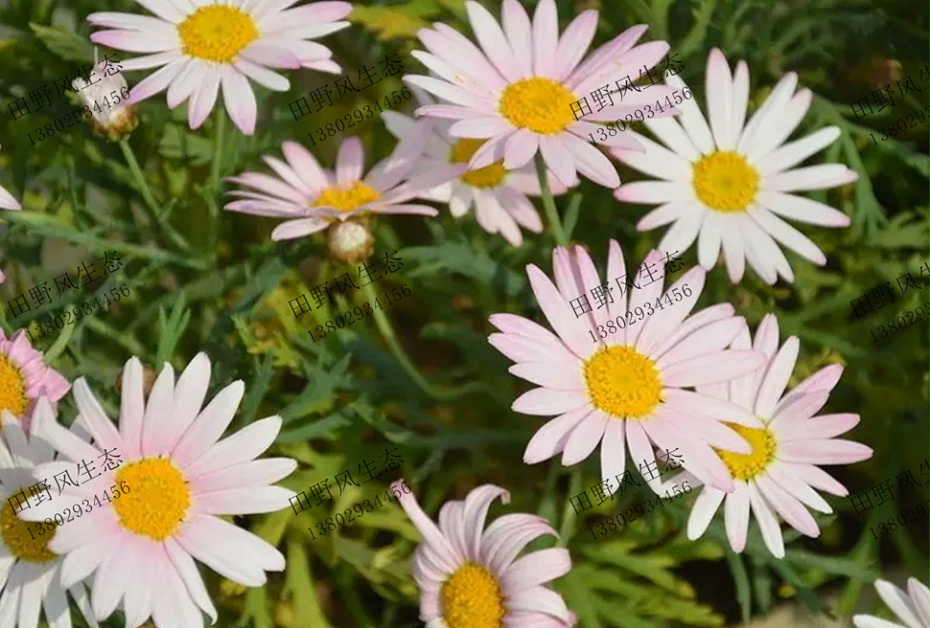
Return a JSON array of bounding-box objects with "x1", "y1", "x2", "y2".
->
[
  {"x1": 361, "y1": 280, "x2": 483, "y2": 401},
  {"x1": 535, "y1": 153, "x2": 569, "y2": 247},
  {"x1": 118, "y1": 139, "x2": 189, "y2": 252},
  {"x1": 207, "y1": 110, "x2": 226, "y2": 259}
]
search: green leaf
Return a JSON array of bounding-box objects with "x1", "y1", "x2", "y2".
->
[{"x1": 29, "y1": 23, "x2": 94, "y2": 63}]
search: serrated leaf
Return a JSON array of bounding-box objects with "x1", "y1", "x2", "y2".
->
[{"x1": 29, "y1": 23, "x2": 94, "y2": 63}]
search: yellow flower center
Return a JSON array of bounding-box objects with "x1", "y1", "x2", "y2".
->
[
  {"x1": 0, "y1": 354, "x2": 28, "y2": 417},
  {"x1": 178, "y1": 5, "x2": 259, "y2": 64},
  {"x1": 449, "y1": 139, "x2": 507, "y2": 188},
  {"x1": 692, "y1": 151, "x2": 760, "y2": 212},
  {"x1": 440, "y1": 562, "x2": 506, "y2": 628},
  {"x1": 313, "y1": 181, "x2": 381, "y2": 213},
  {"x1": 113, "y1": 458, "x2": 191, "y2": 541},
  {"x1": 0, "y1": 493, "x2": 56, "y2": 563},
  {"x1": 714, "y1": 423, "x2": 777, "y2": 481},
  {"x1": 498, "y1": 77, "x2": 577, "y2": 135},
  {"x1": 584, "y1": 346, "x2": 663, "y2": 419}
]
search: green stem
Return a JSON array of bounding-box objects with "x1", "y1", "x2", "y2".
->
[
  {"x1": 207, "y1": 110, "x2": 226, "y2": 258},
  {"x1": 361, "y1": 281, "x2": 480, "y2": 401},
  {"x1": 119, "y1": 139, "x2": 189, "y2": 252},
  {"x1": 535, "y1": 153, "x2": 569, "y2": 247},
  {"x1": 556, "y1": 467, "x2": 582, "y2": 548}
]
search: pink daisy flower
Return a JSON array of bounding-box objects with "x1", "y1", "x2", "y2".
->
[
  {"x1": 393, "y1": 480, "x2": 576, "y2": 627},
  {"x1": 225, "y1": 134, "x2": 457, "y2": 241},
  {"x1": 854, "y1": 577, "x2": 929, "y2": 628},
  {"x1": 685, "y1": 314, "x2": 872, "y2": 558},
  {"x1": 88, "y1": 0, "x2": 353, "y2": 135},
  {"x1": 488, "y1": 241, "x2": 770, "y2": 494},
  {"x1": 24, "y1": 353, "x2": 297, "y2": 627},
  {"x1": 406, "y1": 0, "x2": 677, "y2": 188},
  {"x1": 0, "y1": 330, "x2": 70, "y2": 433},
  {"x1": 612, "y1": 48, "x2": 856, "y2": 284}
]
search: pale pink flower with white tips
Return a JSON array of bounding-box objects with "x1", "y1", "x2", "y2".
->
[
  {"x1": 612, "y1": 48, "x2": 856, "y2": 285},
  {"x1": 225, "y1": 133, "x2": 457, "y2": 241},
  {"x1": 407, "y1": 0, "x2": 678, "y2": 189},
  {"x1": 685, "y1": 314, "x2": 872, "y2": 558},
  {"x1": 854, "y1": 578, "x2": 929, "y2": 628},
  {"x1": 24, "y1": 353, "x2": 297, "y2": 628},
  {"x1": 488, "y1": 240, "x2": 769, "y2": 494},
  {"x1": 393, "y1": 480, "x2": 576, "y2": 627},
  {"x1": 0, "y1": 144, "x2": 20, "y2": 213},
  {"x1": 0, "y1": 330, "x2": 70, "y2": 433},
  {"x1": 87, "y1": 0, "x2": 352, "y2": 135}
]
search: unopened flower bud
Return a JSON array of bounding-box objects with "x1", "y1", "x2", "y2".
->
[
  {"x1": 327, "y1": 219, "x2": 374, "y2": 263},
  {"x1": 72, "y1": 60, "x2": 138, "y2": 142}
]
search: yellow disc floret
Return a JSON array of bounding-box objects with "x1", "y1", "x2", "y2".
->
[
  {"x1": 178, "y1": 5, "x2": 259, "y2": 64},
  {"x1": 692, "y1": 151, "x2": 760, "y2": 212},
  {"x1": 584, "y1": 346, "x2": 663, "y2": 419},
  {"x1": 313, "y1": 181, "x2": 381, "y2": 213},
  {"x1": 499, "y1": 77, "x2": 577, "y2": 135},
  {"x1": 0, "y1": 354, "x2": 28, "y2": 417},
  {"x1": 449, "y1": 139, "x2": 507, "y2": 188},
  {"x1": 715, "y1": 423, "x2": 777, "y2": 481},
  {"x1": 113, "y1": 458, "x2": 192, "y2": 541},
  {"x1": 440, "y1": 562, "x2": 507, "y2": 628},
  {"x1": 0, "y1": 494, "x2": 56, "y2": 563}
]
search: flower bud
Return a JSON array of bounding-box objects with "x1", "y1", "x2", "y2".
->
[
  {"x1": 72, "y1": 60, "x2": 138, "y2": 142},
  {"x1": 326, "y1": 219, "x2": 374, "y2": 264}
]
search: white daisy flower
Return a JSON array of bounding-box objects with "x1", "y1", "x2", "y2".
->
[
  {"x1": 407, "y1": 0, "x2": 677, "y2": 188},
  {"x1": 88, "y1": 0, "x2": 353, "y2": 135},
  {"x1": 685, "y1": 314, "x2": 872, "y2": 558},
  {"x1": 383, "y1": 98, "x2": 568, "y2": 246},
  {"x1": 0, "y1": 400, "x2": 97, "y2": 628},
  {"x1": 25, "y1": 353, "x2": 297, "y2": 627},
  {"x1": 854, "y1": 578, "x2": 929, "y2": 628},
  {"x1": 612, "y1": 48, "x2": 857, "y2": 284}
]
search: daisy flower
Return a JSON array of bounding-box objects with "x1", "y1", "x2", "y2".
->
[
  {"x1": 407, "y1": 0, "x2": 677, "y2": 188},
  {"x1": 393, "y1": 480, "x2": 576, "y2": 627},
  {"x1": 225, "y1": 133, "x2": 456, "y2": 241},
  {"x1": 488, "y1": 240, "x2": 769, "y2": 494},
  {"x1": 685, "y1": 314, "x2": 872, "y2": 558},
  {"x1": 87, "y1": 0, "x2": 353, "y2": 135},
  {"x1": 0, "y1": 144, "x2": 20, "y2": 213},
  {"x1": 0, "y1": 400, "x2": 97, "y2": 628},
  {"x1": 383, "y1": 100, "x2": 568, "y2": 246},
  {"x1": 72, "y1": 58, "x2": 138, "y2": 141},
  {"x1": 0, "y1": 330, "x2": 70, "y2": 433},
  {"x1": 25, "y1": 353, "x2": 297, "y2": 627},
  {"x1": 854, "y1": 578, "x2": 929, "y2": 628},
  {"x1": 612, "y1": 48, "x2": 856, "y2": 284}
]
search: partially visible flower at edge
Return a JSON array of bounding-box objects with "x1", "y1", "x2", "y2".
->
[
  {"x1": 87, "y1": 0, "x2": 353, "y2": 135},
  {"x1": 612, "y1": 48, "x2": 856, "y2": 285},
  {"x1": 0, "y1": 400, "x2": 99, "y2": 628},
  {"x1": 393, "y1": 480, "x2": 576, "y2": 627},
  {"x1": 685, "y1": 314, "x2": 872, "y2": 558},
  {"x1": 224, "y1": 131, "x2": 458, "y2": 243},
  {"x1": 853, "y1": 577, "x2": 929, "y2": 628},
  {"x1": 406, "y1": 0, "x2": 679, "y2": 189},
  {"x1": 72, "y1": 59, "x2": 139, "y2": 142},
  {"x1": 23, "y1": 353, "x2": 296, "y2": 628},
  {"x1": 0, "y1": 330, "x2": 70, "y2": 434},
  {"x1": 0, "y1": 141, "x2": 22, "y2": 284}
]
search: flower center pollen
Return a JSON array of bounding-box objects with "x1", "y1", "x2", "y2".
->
[
  {"x1": 113, "y1": 458, "x2": 191, "y2": 541},
  {"x1": 440, "y1": 562, "x2": 506, "y2": 628},
  {"x1": 450, "y1": 139, "x2": 507, "y2": 188},
  {"x1": 714, "y1": 423, "x2": 777, "y2": 481},
  {"x1": 1, "y1": 493, "x2": 56, "y2": 563},
  {"x1": 692, "y1": 151, "x2": 760, "y2": 212},
  {"x1": 0, "y1": 354, "x2": 28, "y2": 417},
  {"x1": 178, "y1": 5, "x2": 259, "y2": 64},
  {"x1": 313, "y1": 181, "x2": 381, "y2": 213},
  {"x1": 584, "y1": 346, "x2": 663, "y2": 419},
  {"x1": 499, "y1": 77, "x2": 577, "y2": 135}
]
